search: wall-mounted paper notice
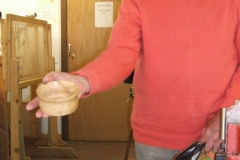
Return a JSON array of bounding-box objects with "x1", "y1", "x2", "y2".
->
[{"x1": 95, "y1": 2, "x2": 113, "y2": 28}]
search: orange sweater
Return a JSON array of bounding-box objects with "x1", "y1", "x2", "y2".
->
[{"x1": 74, "y1": 0, "x2": 240, "y2": 149}]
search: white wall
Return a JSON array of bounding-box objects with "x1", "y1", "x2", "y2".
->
[{"x1": 0, "y1": 0, "x2": 62, "y2": 134}]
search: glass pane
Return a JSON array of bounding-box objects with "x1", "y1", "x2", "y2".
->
[{"x1": 11, "y1": 20, "x2": 47, "y2": 80}]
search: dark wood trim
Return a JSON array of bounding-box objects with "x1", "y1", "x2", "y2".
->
[
  {"x1": 61, "y1": 0, "x2": 68, "y2": 72},
  {"x1": 61, "y1": 0, "x2": 69, "y2": 141}
]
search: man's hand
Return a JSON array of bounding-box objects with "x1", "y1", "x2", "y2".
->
[
  {"x1": 26, "y1": 71, "x2": 91, "y2": 118},
  {"x1": 200, "y1": 110, "x2": 224, "y2": 153}
]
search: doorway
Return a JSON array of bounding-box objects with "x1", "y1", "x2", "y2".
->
[{"x1": 60, "y1": 0, "x2": 133, "y2": 142}]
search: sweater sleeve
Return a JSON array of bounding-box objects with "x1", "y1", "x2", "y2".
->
[
  {"x1": 221, "y1": 4, "x2": 240, "y2": 108},
  {"x1": 72, "y1": 0, "x2": 141, "y2": 95}
]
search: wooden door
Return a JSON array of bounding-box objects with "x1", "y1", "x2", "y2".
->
[{"x1": 63, "y1": 0, "x2": 133, "y2": 141}]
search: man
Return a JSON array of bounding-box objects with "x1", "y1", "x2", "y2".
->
[{"x1": 26, "y1": 0, "x2": 240, "y2": 159}]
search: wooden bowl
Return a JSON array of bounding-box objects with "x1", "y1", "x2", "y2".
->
[{"x1": 36, "y1": 80, "x2": 80, "y2": 116}]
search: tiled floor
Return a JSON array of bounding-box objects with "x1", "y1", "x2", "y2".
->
[{"x1": 25, "y1": 141, "x2": 136, "y2": 160}]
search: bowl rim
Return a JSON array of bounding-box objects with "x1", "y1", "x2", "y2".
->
[{"x1": 36, "y1": 80, "x2": 80, "y2": 102}]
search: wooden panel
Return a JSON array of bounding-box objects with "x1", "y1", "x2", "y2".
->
[
  {"x1": 61, "y1": 0, "x2": 68, "y2": 73},
  {"x1": 67, "y1": 0, "x2": 121, "y2": 71},
  {"x1": 66, "y1": 0, "x2": 133, "y2": 141},
  {"x1": 61, "y1": 0, "x2": 69, "y2": 140},
  {"x1": 69, "y1": 84, "x2": 133, "y2": 141}
]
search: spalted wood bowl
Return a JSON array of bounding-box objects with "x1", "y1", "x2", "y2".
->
[{"x1": 36, "y1": 80, "x2": 80, "y2": 116}]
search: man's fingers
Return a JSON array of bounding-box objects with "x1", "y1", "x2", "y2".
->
[
  {"x1": 212, "y1": 139, "x2": 223, "y2": 153},
  {"x1": 203, "y1": 137, "x2": 223, "y2": 153},
  {"x1": 35, "y1": 109, "x2": 49, "y2": 118},
  {"x1": 204, "y1": 141, "x2": 213, "y2": 152},
  {"x1": 42, "y1": 113, "x2": 50, "y2": 118},
  {"x1": 36, "y1": 109, "x2": 43, "y2": 118},
  {"x1": 42, "y1": 71, "x2": 55, "y2": 83},
  {"x1": 200, "y1": 126, "x2": 223, "y2": 153},
  {"x1": 26, "y1": 97, "x2": 39, "y2": 110}
]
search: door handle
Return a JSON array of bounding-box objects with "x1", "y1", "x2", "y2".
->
[{"x1": 68, "y1": 44, "x2": 75, "y2": 59}]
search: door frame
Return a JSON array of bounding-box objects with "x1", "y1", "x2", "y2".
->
[{"x1": 60, "y1": 0, "x2": 69, "y2": 140}]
